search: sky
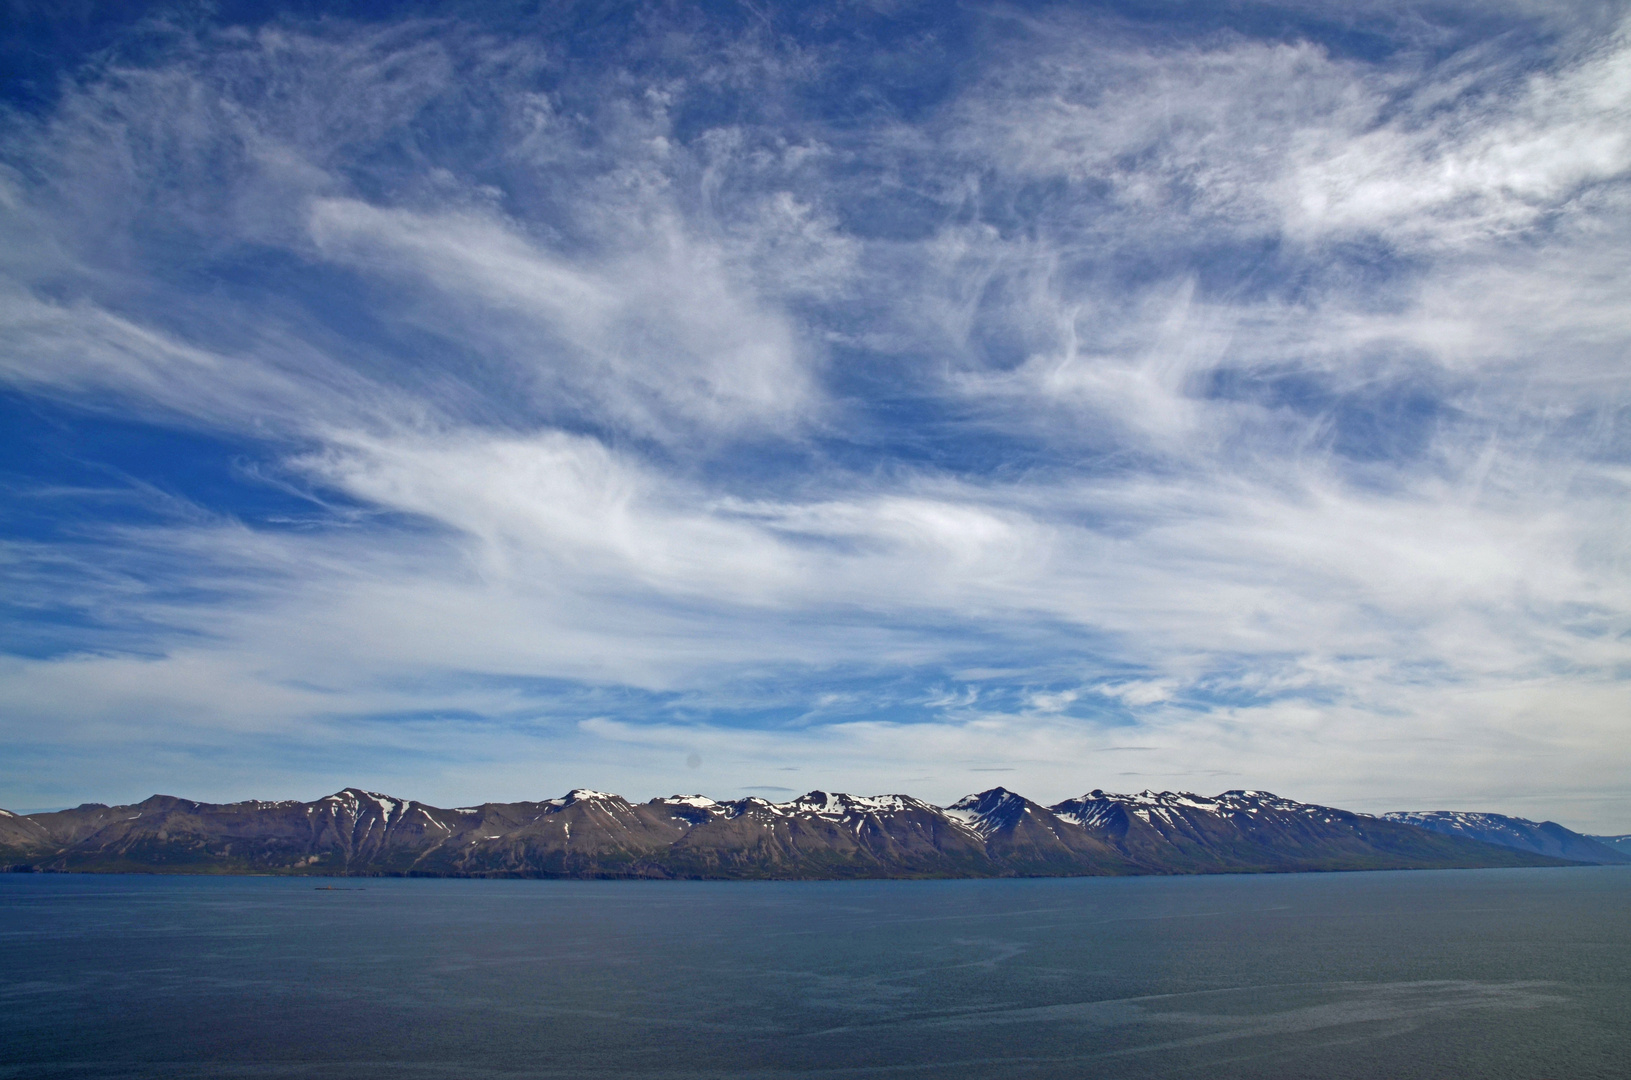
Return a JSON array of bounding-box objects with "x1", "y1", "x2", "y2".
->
[{"x1": 1, "y1": 0, "x2": 1628, "y2": 829}]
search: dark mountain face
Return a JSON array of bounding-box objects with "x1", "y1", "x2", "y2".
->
[
  {"x1": 649, "y1": 792, "x2": 992, "y2": 879},
  {"x1": 1591, "y1": 834, "x2": 1631, "y2": 855},
  {"x1": 944, "y1": 788, "x2": 1141, "y2": 875},
  {"x1": 1383, "y1": 811, "x2": 1631, "y2": 865},
  {"x1": 0, "y1": 786, "x2": 1577, "y2": 878},
  {"x1": 1047, "y1": 790, "x2": 1566, "y2": 873}
]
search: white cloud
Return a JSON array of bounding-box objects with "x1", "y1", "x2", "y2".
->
[
  {"x1": 0, "y1": 6, "x2": 1628, "y2": 830},
  {"x1": 306, "y1": 198, "x2": 821, "y2": 442},
  {"x1": 1282, "y1": 21, "x2": 1631, "y2": 244}
]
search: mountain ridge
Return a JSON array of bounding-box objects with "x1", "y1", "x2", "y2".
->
[
  {"x1": 0, "y1": 785, "x2": 1591, "y2": 878},
  {"x1": 1382, "y1": 810, "x2": 1631, "y2": 865},
  {"x1": 1590, "y1": 833, "x2": 1631, "y2": 853}
]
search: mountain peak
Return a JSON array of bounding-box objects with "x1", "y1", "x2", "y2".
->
[
  {"x1": 319, "y1": 789, "x2": 409, "y2": 819},
  {"x1": 555, "y1": 789, "x2": 624, "y2": 806},
  {"x1": 136, "y1": 794, "x2": 196, "y2": 808},
  {"x1": 943, "y1": 787, "x2": 1034, "y2": 836},
  {"x1": 655, "y1": 794, "x2": 718, "y2": 808},
  {"x1": 779, "y1": 791, "x2": 927, "y2": 816},
  {"x1": 1383, "y1": 810, "x2": 1631, "y2": 864},
  {"x1": 0, "y1": 785, "x2": 1583, "y2": 876},
  {"x1": 946, "y1": 786, "x2": 1020, "y2": 807}
]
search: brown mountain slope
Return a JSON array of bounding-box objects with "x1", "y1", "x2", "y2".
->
[{"x1": 0, "y1": 786, "x2": 1576, "y2": 878}]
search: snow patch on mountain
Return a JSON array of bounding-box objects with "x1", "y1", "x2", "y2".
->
[
  {"x1": 552, "y1": 789, "x2": 622, "y2": 806},
  {"x1": 657, "y1": 795, "x2": 719, "y2": 809},
  {"x1": 778, "y1": 792, "x2": 929, "y2": 817},
  {"x1": 942, "y1": 788, "x2": 1033, "y2": 837},
  {"x1": 1384, "y1": 810, "x2": 1631, "y2": 864}
]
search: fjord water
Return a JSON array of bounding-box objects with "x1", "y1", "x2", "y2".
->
[{"x1": 2, "y1": 869, "x2": 1625, "y2": 1079}]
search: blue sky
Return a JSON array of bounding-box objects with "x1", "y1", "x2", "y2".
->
[{"x1": 2, "y1": 0, "x2": 1628, "y2": 828}]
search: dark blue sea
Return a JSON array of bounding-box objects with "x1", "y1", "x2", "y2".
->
[{"x1": 2, "y1": 867, "x2": 1627, "y2": 1079}]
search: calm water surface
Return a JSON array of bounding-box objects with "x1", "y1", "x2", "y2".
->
[{"x1": 1, "y1": 868, "x2": 1626, "y2": 1079}]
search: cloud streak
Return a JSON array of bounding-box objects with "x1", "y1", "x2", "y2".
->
[{"x1": 1, "y1": 2, "x2": 1628, "y2": 829}]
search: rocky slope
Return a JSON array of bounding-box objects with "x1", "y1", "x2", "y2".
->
[
  {"x1": 1382, "y1": 810, "x2": 1631, "y2": 865},
  {"x1": 1051, "y1": 789, "x2": 1556, "y2": 873},
  {"x1": 0, "y1": 786, "x2": 1578, "y2": 878}
]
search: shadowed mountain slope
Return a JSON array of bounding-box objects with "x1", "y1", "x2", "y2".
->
[
  {"x1": 1, "y1": 786, "x2": 1577, "y2": 878},
  {"x1": 1050, "y1": 790, "x2": 1567, "y2": 873},
  {"x1": 944, "y1": 788, "x2": 1143, "y2": 875},
  {"x1": 1383, "y1": 810, "x2": 1631, "y2": 865},
  {"x1": 1590, "y1": 834, "x2": 1631, "y2": 855}
]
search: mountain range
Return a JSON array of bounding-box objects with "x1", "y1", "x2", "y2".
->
[
  {"x1": 1382, "y1": 810, "x2": 1631, "y2": 865},
  {"x1": 3, "y1": 786, "x2": 1621, "y2": 878}
]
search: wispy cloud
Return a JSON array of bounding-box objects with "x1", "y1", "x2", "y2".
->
[{"x1": 0, "y1": 3, "x2": 1628, "y2": 828}]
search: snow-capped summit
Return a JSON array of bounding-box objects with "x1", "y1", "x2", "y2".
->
[
  {"x1": 317, "y1": 789, "x2": 411, "y2": 820},
  {"x1": 552, "y1": 789, "x2": 624, "y2": 807},
  {"x1": 942, "y1": 787, "x2": 1037, "y2": 837},
  {"x1": 655, "y1": 794, "x2": 720, "y2": 809},
  {"x1": 779, "y1": 791, "x2": 930, "y2": 817},
  {"x1": 1383, "y1": 810, "x2": 1630, "y2": 864},
  {"x1": 1050, "y1": 789, "x2": 1334, "y2": 830},
  {"x1": 0, "y1": 783, "x2": 1585, "y2": 877}
]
